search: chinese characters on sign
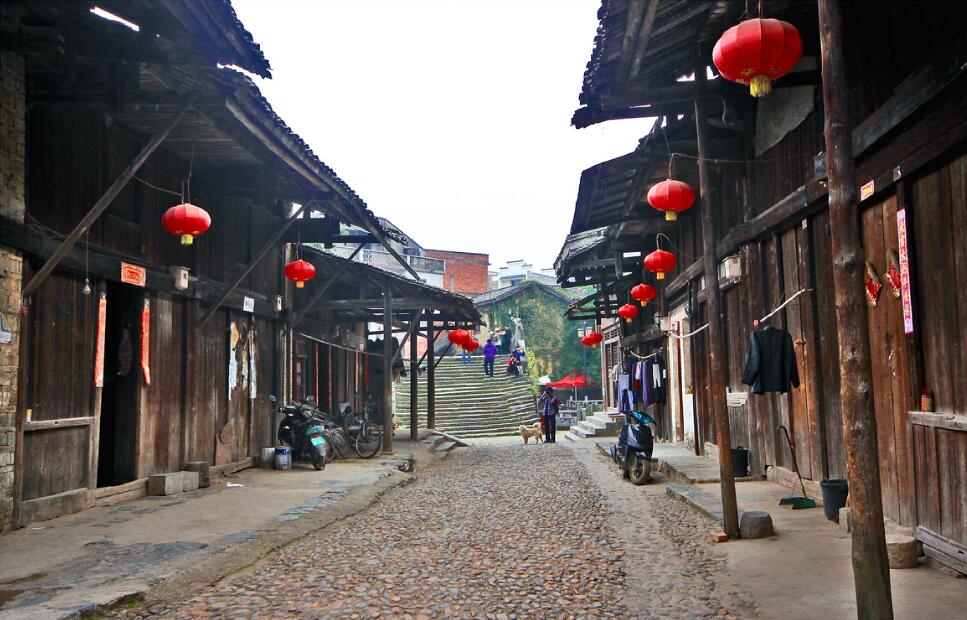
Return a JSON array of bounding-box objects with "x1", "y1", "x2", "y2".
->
[
  {"x1": 896, "y1": 209, "x2": 914, "y2": 334},
  {"x1": 141, "y1": 299, "x2": 151, "y2": 385},
  {"x1": 121, "y1": 262, "x2": 146, "y2": 286},
  {"x1": 94, "y1": 293, "x2": 107, "y2": 387}
]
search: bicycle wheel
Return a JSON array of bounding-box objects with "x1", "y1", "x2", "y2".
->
[{"x1": 353, "y1": 424, "x2": 383, "y2": 459}]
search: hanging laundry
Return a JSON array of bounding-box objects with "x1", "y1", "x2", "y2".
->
[
  {"x1": 741, "y1": 326, "x2": 800, "y2": 394},
  {"x1": 644, "y1": 354, "x2": 666, "y2": 405}
]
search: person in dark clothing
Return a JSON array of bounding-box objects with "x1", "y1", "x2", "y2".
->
[
  {"x1": 741, "y1": 325, "x2": 800, "y2": 394},
  {"x1": 500, "y1": 327, "x2": 513, "y2": 355},
  {"x1": 483, "y1": 338, "x2": 498, "y2": 377},
  {"x1": 538, "y1": 387, "x2": 561, "y2": 443}
]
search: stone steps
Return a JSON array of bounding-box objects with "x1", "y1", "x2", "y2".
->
[{"x1": 565, "y1": 411, "x2": 621, "y2": 442}]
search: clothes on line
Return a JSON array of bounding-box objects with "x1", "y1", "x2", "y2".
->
[
  {"x1": 613, "y1": 352, "x2": 666, "y2": 412},
  {"x1": 741, "y1": 325, "x2": 800, "y2": 395}
]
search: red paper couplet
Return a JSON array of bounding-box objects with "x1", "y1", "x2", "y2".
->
[
  {"x1": 141, "y1": 299, "x2": 151, "y2": 385},
  {"x1": 94, "y1": 293, "x2": 107, "y2": 387}
]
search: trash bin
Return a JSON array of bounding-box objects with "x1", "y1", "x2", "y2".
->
[
  {"x1": 731, "y1": 446, "x2": 750, "y2": 477},
  {"x1": 820, "y1": 478, "x2": 849, "y2": 521},
  {"x1": 274, "y1": 446, "x2": 292, "y2": 470}
]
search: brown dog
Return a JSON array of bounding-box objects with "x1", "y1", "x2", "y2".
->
[{"x1": 519, "y1": 422, "x2": 543, "y2": 444}]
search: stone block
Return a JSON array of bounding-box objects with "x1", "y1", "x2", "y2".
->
[
  {"x1": 838, "y1": 507, "x2": 852, "y2": 534},
  {"x1": 147, "y1": 472, "x2": 184, "y2": 496},
  {"x1": 710, "y1": 531, "x2": 729, "y2": 543},
  {"x1": 886, "y1": 534, "x2": 920, "y2": 569},
  {"x1": 184, "y1": 461, "x2": 210, "y2": 488},
  {"x1": 739, "y1": 510, "x2": 774, "y2": 539},
  {"x1": 181, "y1": 471, "x2": 199, "y2": 492}
]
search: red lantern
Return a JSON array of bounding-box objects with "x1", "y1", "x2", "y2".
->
[
  {"x1": 644, "y1": 249, "x2": 677, "y2": 280},
  {"x1": 465, "y1": 338, "x2": 480, "y2": 353},
  {"x1": 448, "y1": 329, "x2": 470, "y2": 350},
  {"x1": 589, "y1": 332, "x2": 603, "y2": 347},
  {"x1": 618, "y1": 303, "x2": 639, "y2": 324},
  {"x1": 647, "y1": 179, "x2": 695, "y2": 221},
  {"x1": 284, "y1": 259, "x2": 316, "y2": 288},
  {"x1": 631, "y1": 284, "x2": 657, "y2": 307},
  {"x1": 162, "y1": 203, "x2": 211, "y2": 245},
  {"x1": 712, "y1": 18, "x2": 803, "y2": 97},
  {"x1": 580, "y1": 335, "x2": 592, "y2": 348}
]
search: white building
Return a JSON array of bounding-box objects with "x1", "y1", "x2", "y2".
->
[{"x1": 496, "y1": 259, "x2": 557, "y2": 288}]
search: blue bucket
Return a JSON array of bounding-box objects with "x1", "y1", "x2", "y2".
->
[{"x1": 274, "y1": 447, "x2": 292, "y2": 470}]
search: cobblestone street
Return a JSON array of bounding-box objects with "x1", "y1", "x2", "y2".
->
[{"x1": 118, "y1": 441, "x2": 756, "y2": 619}]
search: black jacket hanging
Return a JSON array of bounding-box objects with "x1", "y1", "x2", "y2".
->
[{"x1": 741, "y1": 326, "x2": 800, "y2": 394}]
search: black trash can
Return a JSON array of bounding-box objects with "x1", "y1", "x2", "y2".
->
[
  {"x1": 820, "y1": 478, "x2": 849, "y2": 521},
  {"x1": 731, "y1": 446, "x2": 750, "y2": 477}
]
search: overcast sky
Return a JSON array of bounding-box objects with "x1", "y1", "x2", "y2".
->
[{"x1": 232, "y1": 0, "x2": 652, "y2": 272}]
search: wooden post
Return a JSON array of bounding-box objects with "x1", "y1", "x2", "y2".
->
[
  {"x1": 22, "y1": 96, "x2": 196, "y2": 298},
  {"x1": 427, "y1": 322, "x2": 436, "y2": 430},
  {"x1": 382, "y1": 280, "x2": 394, "y2": 454},
  {"x1": 817, "y1": 2, "x2": 894, "y2": 617},
  {"x1": 694, "y1": 59, "x2": 740, "y2": 539},
  {"x1": 409, "y1": 312, "x2": 420, "y2": 441}
]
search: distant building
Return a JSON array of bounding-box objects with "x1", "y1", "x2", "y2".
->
[
  {"x1": 326, "y1": 217, "x2": 446, "y2": 287},
  {"x1": 496, "y1": 259, "x2": 557, "y2": 288},
  {"x1": 424, "y1": 249, "x2": 489, "y2": 296}
]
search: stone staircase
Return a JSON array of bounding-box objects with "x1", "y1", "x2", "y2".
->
[
  {"x1": 396, "y1": 357, "x2": 538, "y2": 438},
  {"x1": 565, "y1": 409, "x2": 622, "y2": 442}
]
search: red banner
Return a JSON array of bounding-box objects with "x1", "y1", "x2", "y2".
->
[
  {"x1": 94, "y1": 293, "x2": 107, "y2": 387},
  {"x1": 141, "y1": 299, "x2": 151, "y2": 385}
]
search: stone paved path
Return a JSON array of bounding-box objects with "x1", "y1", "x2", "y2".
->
[{"x1": 117, "y1": 440, "x2": 757, "y2": 618}]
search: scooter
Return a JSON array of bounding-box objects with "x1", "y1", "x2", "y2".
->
[
  {"x1": 610, "y1": 414, "x2": 655, "y2": 485},
  {"x1": 271, "y1": 395, "x2": 327, "y2": 470}
]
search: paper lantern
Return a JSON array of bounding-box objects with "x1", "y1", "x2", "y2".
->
[
  {"x1": 448, "y1": 329, "x2": 470, "y2": 350},
  {"x1": 162, "y1": 203, "x2": 211, "y2": 245},
  {"x1": 618, "y1": 303, "x2": 639, "y2": 324},
  {"x1": 644, "y1": 249, "x2": 677, "y2": 280},
  {"x1": 580, "y1": 335, "x2": 592, "y2": 347},
  {"x1": 712, "y1": 18, "x2": 803, "y2": 97},
  {"x1": 589, "y1": 332, "x2": 603, "y2": 347},
  {"x1": 284, "y1": 259, "x2": 316, "y2": 288},
  {"x1": 465, "y1": 338, "x2": 480, "y2": 353},
  {"x1": 647, "y1": 179, "x2": 695, "y2": 221},
  {"x1": 631, "y1": 284, "x2": 657, "y2": 307}
]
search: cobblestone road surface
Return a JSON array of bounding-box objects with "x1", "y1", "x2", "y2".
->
[{"x1": 121, "y1": 440, "x2": 756, "y2": 619}]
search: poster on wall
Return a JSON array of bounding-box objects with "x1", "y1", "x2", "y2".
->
[
  {"x1": 141, "y1": 299, "x2": 151, "y2": 385},
  {"x1": 896, "y1": 209, "x2": 914, "y2": 334},
  {"x1": 94, "y1": 293, "x2": 107, "y2": 387}
]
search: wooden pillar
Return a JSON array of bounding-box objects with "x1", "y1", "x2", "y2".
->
[
  {"x1": 817, "y1": 2, "x2": 893, "y2": 616},
  {"x1": 427, "y1": 322, "x2": 436, "y2": 430},
  {"x1": 382, "y1": 282, "x2": 394, "y2": 454},
  {"x1": 409, "y1": 313, "x2": 420, "y2": 441},
  {"x1": 694, "y1": 59, "x2": 740, "y2": 539}
]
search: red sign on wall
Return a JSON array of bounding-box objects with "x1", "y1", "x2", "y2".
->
[
  {"x1": 896, "y1": 209, "x2": 914, "y2": 334},
  {"x1": 120, "y1": 262, "x2": 146, "y2": 287},
  {"x1": 94, "y1": 293, "x2": 107, "y2": 387},
  {"x1": 141, "y1": 299, "x2": 151, "y2": 385}
]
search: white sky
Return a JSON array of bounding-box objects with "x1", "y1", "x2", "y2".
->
[{"x1": 232, "y1": 0, "x2": 653, "y2": 272}]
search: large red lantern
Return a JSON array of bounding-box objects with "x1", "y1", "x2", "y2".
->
[
  {"x1": 644, "y1": 249, "x2": 677, "y2": 280},
  {"x1": 618, "y1": 303, "x2": 639, "y2": 324},
  {"x1": 589, "y1": 332, "x2": 603, "y2": 347},
  {"x1": 580, "y1": 335, "x2": 591, "y2": 347},
  {"x1": 162, "y1": 203, "x2": 211, "y2": 245},
  {"x1": 465, "y1": 338, "x2": 480, "y2": 353},
  {"x1": 448, "y1": 329, "x2": 470, "y2": 350},
  {"x1": 647, "y1": 179, "x2": 695, "y2": 221},
  {"x1": 284, "y1": 259, "x2": 316, "y2": 288},
  {"x1": 631, "y1": 284, "x2": 657, "y2": 307},
  {"x1": 712, "y1": 18, "x2": 803, "y2": 97}
]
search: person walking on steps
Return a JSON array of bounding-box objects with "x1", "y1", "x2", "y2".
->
[
  {"x1": 483, "y1": 338, "x2": 497, "y2": 378},
  {"x1": 538, "y1": 387, "x2": 561, "y2": 443},
  {"x1": 461, "y1": 345, "x2": 472, "y2": 364}
]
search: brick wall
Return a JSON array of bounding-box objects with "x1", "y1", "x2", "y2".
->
[
  {"x1": 0, "y1": 50, "x2": 26, "y2": 530},
  {"x1": 424, "y1": 250, "x2": 489, "y2": 296}
]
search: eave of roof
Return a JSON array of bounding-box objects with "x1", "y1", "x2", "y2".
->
[{"x1": 471, "y1": 280, "x2": 570, "y2": 307}]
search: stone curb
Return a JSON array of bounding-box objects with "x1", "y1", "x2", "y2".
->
[{"x1": 86, "y1": 470, "x2": 415, "y2": 618}]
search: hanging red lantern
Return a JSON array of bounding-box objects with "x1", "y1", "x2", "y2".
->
[
  {"x1": 448, "y1": 329, "x2": 470, "y2": 350},
  {"x1": 465, "y1": 338, "x2": 480, "y2": 353},
  {"x1": 162, "y1": 203, "x2": 211, "y2": 245},
  {"x1": 580, "y1": 335, "x2": 592, "y2": 348},
  {"x1": 618, "y1": 303, "x2": 639, "y2": 324},
  {"x1": 644, "y1": 249, "x2": 677, "y2": 280},
  {"x1": 284, "y1": 259, "x2": 316, "y2": 288},
  {"x1": 631, "y1": 284, "x2": 657, "y2": 306},
  {"x1": 589, "y1": 332, "x2": 603, "y2": 347},
  {"x1": 647, "y1": 179, "x2": 695, "y2": 221},
  {"x1": 712, "y1": 18, "x2": 803, "y2": 97}
]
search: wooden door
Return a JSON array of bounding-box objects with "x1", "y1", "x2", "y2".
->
[{"x1": 17, "y1": 270, "x2": 97, "y2": 523}]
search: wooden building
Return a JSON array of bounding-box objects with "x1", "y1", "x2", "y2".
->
[
  {"x1": 557, "y1": 0, "x2": 966, "y2": 575},
  {"x1": 0, "y1": 1, "x2": 475, "y2": 528}
]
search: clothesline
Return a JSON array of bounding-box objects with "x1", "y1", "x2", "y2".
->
[
  {"x1": 668, "y1": 323, "x2": 709, "y2": 340},
  {"x1": 755, "y1": 288, "x2": 813, "y2": 327},
  {"x1": 298, "y1": 332, "x2": 383, "y2": 358}
]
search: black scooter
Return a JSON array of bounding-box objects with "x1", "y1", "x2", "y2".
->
[
  {"x1": 610, "y1": 415, "x2": 654, "y2": 485},
  {"x1": 271, "y1": 395, "x2": 327, "y2": 470}
]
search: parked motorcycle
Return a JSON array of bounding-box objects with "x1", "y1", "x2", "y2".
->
[
  {"x1": 610, "y1": 413, "x2": 655, "y2": 485},
  {"x1": 271, "y1": 395, "x2": 328, "y2": 470}
]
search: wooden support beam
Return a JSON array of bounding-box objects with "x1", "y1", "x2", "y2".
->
[
  {"x1": 391, "y1": 315, "x2": 421, "y2": 365},
  {"x1": 199, "y1": 201, "x2": 312, "y2": 326},
  {"x1": 818, "y1": 2, "x2": 893, "y2": 616},
  {"x1": 22, "y1": 95, "x2": 195, "y2": 298},
  {"x1": 289, "y1": 243, "x2": 366, "y2": 328},
  {"x1": 694, "y1": 59, "x2": 739, "y2": 540},
  {"x1": 426, "y1": 323, "x2": 436, "y2": 429},
  {"x1": 434, "y1": 343, "x2": 454, "y2": 371},
  {"x1": 409, "y1": 315, "x2": 420, "y2": 441},
  {"x1": 311, "y1": 298, "x2": 467, "y2": 311},
  {"x1": 382, "y1": 281, "x2": 394, "y2": 454}
]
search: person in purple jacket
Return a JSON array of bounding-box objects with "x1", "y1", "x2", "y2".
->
[{"x1": 483, "y1": 338, "x2": 498, "y2": 377}]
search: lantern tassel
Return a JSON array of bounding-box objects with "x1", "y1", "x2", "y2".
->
[
  {"x1": 657, "y1": 273, "x2": 666, "y2": 280},
  {"x1": 296, "y1": 281, "x2": 305, "y2": 288},
  {"x1": 665, "y1": 212, "x2": 677, "y2": 222},
  {"x1": 180, "y1": 234, "x2": 194, "y2": 245},
  {"x1": 639, "y1": 300, "x2": 649, "y2": 307},
  {"x1": 750, "y1": 75, "x2": 772, "y2": 97}
]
